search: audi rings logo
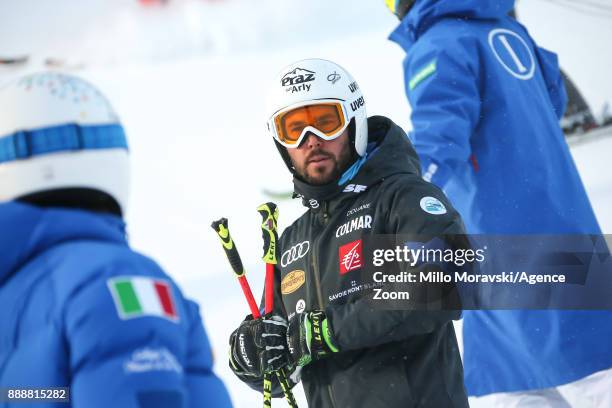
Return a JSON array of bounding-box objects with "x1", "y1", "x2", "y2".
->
[
  {"x1": 281, "y1": 241, "x2": 310, "y2": 267},
  {"x1": 308, "y1": 199, "x2": 320, "y2": 209}
]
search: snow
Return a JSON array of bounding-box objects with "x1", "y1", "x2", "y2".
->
[
  {"x1": 1, "y1": 1, "x2": 611, "y2": 406},
  {"x1": 569, "y1": 129, "x2": 612, "y2": 232}
]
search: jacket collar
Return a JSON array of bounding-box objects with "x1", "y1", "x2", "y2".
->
[
  {"x1": 0, "y1": 202, "x2": 127, "y2": 285},
  {"x1": 292, "y1": 116, "x2": 421, "y2": 212},
  {"x1": 389, "y1": 0, "x2": 515, "y2": 51}
]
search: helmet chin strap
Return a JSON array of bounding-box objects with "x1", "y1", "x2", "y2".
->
[
  {"x1": 274, "y1": 138, "x2": 296, "y2": 174},
  {"x1": 347, "y1": 118, "x2": 357, "y2": 156}
]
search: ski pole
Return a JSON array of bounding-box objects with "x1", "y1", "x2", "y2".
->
[
  {"x1": 211, "y1": 218, "x2": 297, "y2": 408},
  {"x1": 211, "y1": 218, "x2": 260, "y2": 316},
  {"x1": 257, "y1": 203, "x2": 299, "y2": 408},
  {"x1": 211, "y1": 218, "x2": 272, "y2": 407}
]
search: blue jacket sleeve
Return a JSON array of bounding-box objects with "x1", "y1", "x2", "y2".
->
[
  {"x1": 534, "y1": 45, "x2": 568, "y2": 120},
  {"x1": 403, "y1": 34, "x2": 482, "y2": 189},
  {"x1": 64, "y1": 272, "x2": 231, "y2": 408},
  {"x1": 184, "y1": 300, "x2": 233, "y2": 408}
]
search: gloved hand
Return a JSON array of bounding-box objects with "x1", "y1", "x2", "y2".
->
[
  {"x1": 229, "y1": 314, "x2": 290, "y2": 378},
  {"x1": 286, "y1": 311, "x2": 339, "y2": 367}
]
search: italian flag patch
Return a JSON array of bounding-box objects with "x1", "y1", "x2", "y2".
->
[{"x1": 107, "y1": 276, "x2": 179, "y2": 323}]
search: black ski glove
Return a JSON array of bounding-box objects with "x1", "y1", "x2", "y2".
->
[
  {"x1": 286, "y1": 310, "x2": 339, "y2": 367},
  {"x1": 229, "y1": 314, "x2": 290, "y2": 378}
]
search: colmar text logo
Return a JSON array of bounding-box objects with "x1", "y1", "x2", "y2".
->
[
  {"x1": 339, "y1": 239, "x2": 363, "y2": 274},
  {"x1": 336, "y1": 215, "x2": 372, "y2": 238}
]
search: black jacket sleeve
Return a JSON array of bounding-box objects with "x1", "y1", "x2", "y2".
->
[{"x1": 326, "y1": 176, "x2": 466, "y2": 351}]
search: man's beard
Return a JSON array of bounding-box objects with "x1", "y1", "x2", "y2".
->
[{"x1": 298, "y1": 147, "x2": 353, "y2": 185}]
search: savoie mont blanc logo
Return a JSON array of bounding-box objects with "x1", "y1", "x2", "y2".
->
[
  {"x1": 420, "y1": 196, "x2": 447, "y2": 215},
  {"x1": 108, "y1": 276, "x2": 179, "y2": 323}
]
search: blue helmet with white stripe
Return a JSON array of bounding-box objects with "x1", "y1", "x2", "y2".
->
[{"x1": 0, "y1": 72, "x2": 130, "y2": 214}]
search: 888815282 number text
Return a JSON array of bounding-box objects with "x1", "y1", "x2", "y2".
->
[{"x1": 1, "y1": 387, "x2": 69, "y2": 402}]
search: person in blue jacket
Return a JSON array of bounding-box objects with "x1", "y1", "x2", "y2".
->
[
  {"x1": 0, "y1": 72, "x2": 232, "y2": 408},
  {"x1": 386, "y1": 0, "x2": 612, "y2": 406}
]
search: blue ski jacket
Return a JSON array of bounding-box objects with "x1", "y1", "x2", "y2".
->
[
  {"x1": 0, "y1": 202, "x2": 232, "y2": 408},
  {"x1": 390, "y1": 0, "x2": 612, "y2": 396}
]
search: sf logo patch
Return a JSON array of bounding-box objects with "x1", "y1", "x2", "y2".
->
[{"x1": 339, "y1": 239, "x2": 363, "y2": 275}]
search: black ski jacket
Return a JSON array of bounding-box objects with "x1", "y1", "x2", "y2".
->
[{"x1": 237, "y1": 116, "x2": 469, "y2": 408}]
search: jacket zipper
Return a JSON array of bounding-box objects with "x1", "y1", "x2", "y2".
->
[
  {"x1": 311, "y1": 204, "x2": 326, "y2": 316},
  {"x1": 310, "y1": 202, "x2": 337, "y2": 408}
]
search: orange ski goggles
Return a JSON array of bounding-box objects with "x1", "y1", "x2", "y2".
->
[{"x1": 270, "y1": 100, "x2": 349, "y2": 148}]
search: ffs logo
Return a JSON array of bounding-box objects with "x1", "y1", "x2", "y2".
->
[
  {"x1": 339, "y1": 239, "x2": 363, "y2": 275},
  {"x1": 420, "y1": 196, "x2": 447, "y2": 215}
]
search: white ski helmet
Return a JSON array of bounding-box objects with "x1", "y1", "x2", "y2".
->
[
  {"x1": 265, "y1": 58, "x2": 368, "y2": 171},
  {"x1": 0, "y1": 72, "x2": 130, "y2": 214}
]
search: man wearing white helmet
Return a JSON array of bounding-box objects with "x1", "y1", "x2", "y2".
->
[
  {"x1": 0, "y1": 72, "x2": 232, "y2": 408},
  {"x1": 227, "y1": 59, "x2": 469, "y2": 407}
]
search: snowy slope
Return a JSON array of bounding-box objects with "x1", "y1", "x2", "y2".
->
[
  {"x1": 569, "y1": 127, "x2": 612, "y2": 231},
  {"x1": 1, "y1": 1, "x2": 611, "y2": 406}
]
